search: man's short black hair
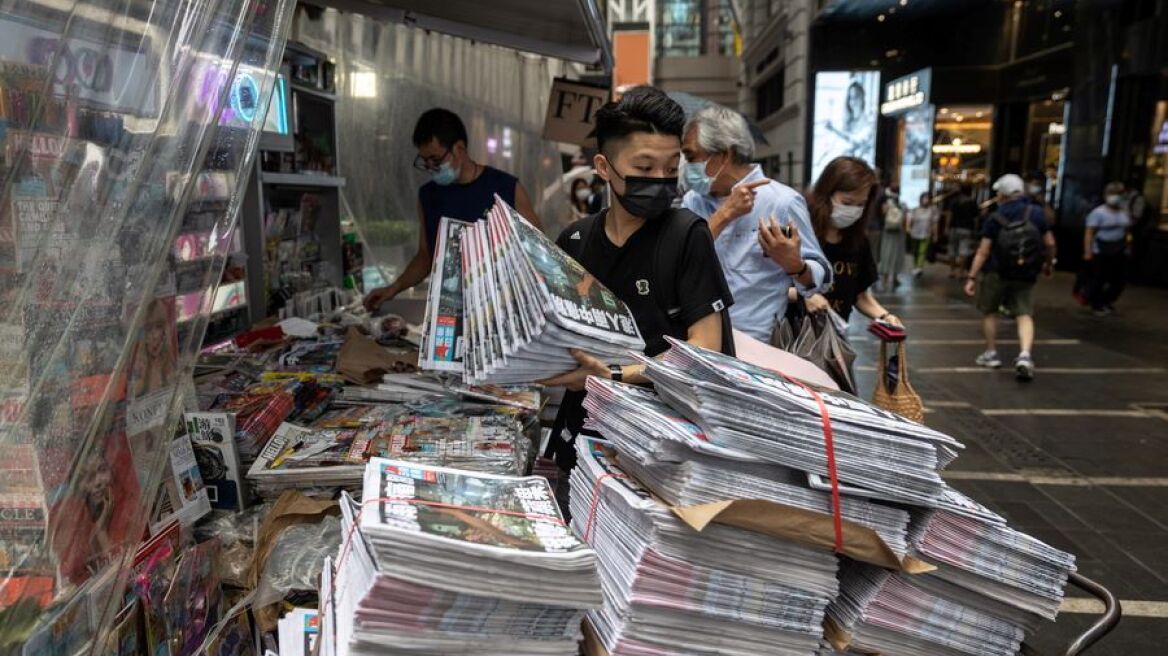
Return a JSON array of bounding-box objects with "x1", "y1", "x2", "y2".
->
[
  {"x1": 413, "y1": 108, "x2": 468, "y2": 149},
  {"x1": 594, "y1": 86, "x2": 686, "y2": 155}
]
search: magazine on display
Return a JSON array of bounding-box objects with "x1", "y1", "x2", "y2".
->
[
  {"x1": 420, "y1": 198, "x2": 644, "y2": 384},
  {"x1": 277, "y1": 608, "x2": 320, "y2": 656},
  {"x1": 185, "y1": 412, "x2": 247, "y2": 511}
]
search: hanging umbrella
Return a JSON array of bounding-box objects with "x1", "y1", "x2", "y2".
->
[{"x1": 666, "y1": 90, "x2": 770, "y2": 146}]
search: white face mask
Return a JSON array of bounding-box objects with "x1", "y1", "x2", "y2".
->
[
  {"x1": 1028, "y1": 184, "x2": 1044, "y2": 196},
  {"x1": 831, "y1": 202, "x2": 865, "y2": 228},
  {"x1": 1106, "y1": 194, "x2": 1124, "y2": 208},
  {"x1": 575, "y1": 188, "x2": 591, "y2": 201}
]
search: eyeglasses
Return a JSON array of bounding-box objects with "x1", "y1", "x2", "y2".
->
[{"x1": 413, "y1": 148, "x2": 451, "y2": 172}]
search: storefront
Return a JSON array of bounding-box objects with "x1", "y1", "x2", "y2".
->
[{"x1": 0, "y1": 0, "x2": 611, "y2": 649}]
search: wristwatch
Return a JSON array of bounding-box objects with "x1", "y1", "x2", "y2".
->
[{"x1": 609, "y1": 364, "x2": 623, "y2": 382}]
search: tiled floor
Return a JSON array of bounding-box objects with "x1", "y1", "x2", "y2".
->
[{"x1": 849, "y1": 267, "x2": 1168, "y2": 656}]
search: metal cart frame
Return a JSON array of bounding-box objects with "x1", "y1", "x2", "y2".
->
[{"x1": 1021, "y1": 572, "x2": 1122, "y2": 656}]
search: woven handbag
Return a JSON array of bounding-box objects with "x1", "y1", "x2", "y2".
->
[{"x1": 872, "y1": 340, "x2": 925, "y2": 423}]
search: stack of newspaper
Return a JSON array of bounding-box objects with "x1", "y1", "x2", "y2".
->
[
  {"x1": 420, "y1": 198, "x2": 644, "y2": 384},
  {"x1": 827, "y1": 496, "x2": 1076, "y2": 655},
  {"x1": 582, "y1": 377, "x2": 913, "y2": 557},
  {"x1": 327, "y1": 458, "x2": 601, "y2": 655},
  {"x1": 571, "y1": 438, "x2": 839, "y2": 656},
  {"x1": 909, "y1": 496, "x2": 1077, "y2": 629},
  {"x1": 247, "y1": 409, "x2": 529, "y2": 498},
  {"x1": 639, "y1": 338, "x2": 962, "y2": 506},
  {"x1": 828, "y1": 561, "x2": 1027, "y2": 656}
]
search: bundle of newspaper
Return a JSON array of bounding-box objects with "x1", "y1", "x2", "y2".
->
[
  {"x1": 828, "y1": 561, "x2": 1026, "y2": 656},
  {"x1": 326, "y1": 458, "x2": 601, "y2": 656},
  {"x1": 582, "y1": 377, "x2": 913, "y2": 557},
  {"x1": 827, "y1": 499, "x2": 1076, "y2": 656},
  {"x1": 419, "y1": 198, "x2": 644, "y2": 384},
  {"x1": 571, "y1": 438, "x2": 839, "y2": 656},
  {"x1": 639, "y1": 338, "x2": 962, "y2": 506},
  {"x1": 908, "y1": 497, "x2": 1077, "y2": 630},
  {"x1": 247, "y1": 408, "x2": 530, "y2": 498}
]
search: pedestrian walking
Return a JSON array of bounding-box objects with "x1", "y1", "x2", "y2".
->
[
  {"x1": 907, "y1": 192, "x2": 939, "y2": 277},
  {"x1": 1083, "y1": 181, "x2": 1132, "y2": 317},
  {"x1": 878, "y1": 186, "x2": 907, "y2": 289},
  {"x1": 964, "y1": 174, "x2": 1057, "y2": 381},
  {"x1": 943, "y1": 183, "x2": 980, "y2": 279},
  {"x1": 681, "y1": 105, "x2": 830, "y2": 341},
  {"x1": 800, "y1": 156, "x2": 902, "y2": 329}
]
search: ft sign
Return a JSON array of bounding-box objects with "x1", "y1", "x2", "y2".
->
[{"x1": 543, "y1": 78, "x2": 610, "y2": 146}]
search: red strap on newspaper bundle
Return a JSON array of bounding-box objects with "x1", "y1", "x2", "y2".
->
[
  {"x1": 584, "y1": 473, "x2": 628, "y2": 543},
  {"x1": 780, "y1": 375, "x2": 845, "y2": 553}
]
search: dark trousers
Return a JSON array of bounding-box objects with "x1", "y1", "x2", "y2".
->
[{"x1": 1088, "y1": 254, "x2": 1127, "y2": 310}]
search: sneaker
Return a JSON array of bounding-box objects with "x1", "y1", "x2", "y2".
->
[
  {"x1": 1015, "y1": 355, "x2": 1035, "y2": 381},
  {"x1": 976, "y1": 351, "x2": 1002, "y2": 368},
  {"x1": 1092, "y1": 307, "x2": 1112, "y2": 317}
]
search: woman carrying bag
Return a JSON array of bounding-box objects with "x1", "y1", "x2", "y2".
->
[
  {"x1": 794, "y1": 157, "x2": 904, "y2": 332},
  {"x1": 763, "y1": 156, "x2": 907, "y2": 400}
]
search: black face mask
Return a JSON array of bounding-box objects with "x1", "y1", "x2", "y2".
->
[{"x1": 607, "y1": 164, "x2": 678, "y2": 220}]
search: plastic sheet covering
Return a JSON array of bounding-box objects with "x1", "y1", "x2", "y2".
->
[
  {"x1": 291, "y1": 8, "x2": 576, "y2": 284},
  {"x1": 0, "y1": 0, "x2": 294, "y2": 651}
]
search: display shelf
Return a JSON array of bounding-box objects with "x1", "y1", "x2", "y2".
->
[{"x1": 260, "y1": 172, "x2": 346, "y2": 188}]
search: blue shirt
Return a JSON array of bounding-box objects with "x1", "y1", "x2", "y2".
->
[
  {"x1": 683, "y1": 166, "x2": 830, "y2": 341},
  {"x1": 419, "y1": 166, "x2": 517, "y2": 255},
  {"x1": 1085, "y1": 204, "x2": 1130, "y2": 253}
]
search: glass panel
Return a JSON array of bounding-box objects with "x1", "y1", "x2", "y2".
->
[{"x1": 0, "y1": 0, "x2": 294, "y2": 650}]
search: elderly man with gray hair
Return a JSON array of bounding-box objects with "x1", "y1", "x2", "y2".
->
[{"x1": 681, "y1": 105, "x2": 830, "y2": 341}]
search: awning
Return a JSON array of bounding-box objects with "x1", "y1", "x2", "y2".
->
[{"x1": 304, "y1": 0, "x2": 613, "y2": 70}]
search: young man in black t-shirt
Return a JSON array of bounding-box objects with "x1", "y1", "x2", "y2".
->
[{"x1": 539, "y1": 87, "x2": 795, "y2": 470}]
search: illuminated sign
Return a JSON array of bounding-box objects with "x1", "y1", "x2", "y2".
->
[
  {"x1": 881, "y1": 68, "x2": 931, "y2": 117},
  {"x1": 932, "y1": 141, "x2": 982, "y2": 154}
]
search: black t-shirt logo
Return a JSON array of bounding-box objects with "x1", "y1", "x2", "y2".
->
[{"x1": 636, "y1": 279, "x2": 651, "y2": 295}]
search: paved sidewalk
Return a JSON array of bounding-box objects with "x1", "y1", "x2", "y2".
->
[{"x1": 847, "y1": 267, "x2": 1168, "y2": 656}]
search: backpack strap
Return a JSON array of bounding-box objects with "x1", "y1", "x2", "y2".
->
[{"x1": 651, "y1": 209, "x2": 703, "y2": 327}]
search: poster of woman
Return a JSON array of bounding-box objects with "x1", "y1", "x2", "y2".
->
[{"x1": 812, "y1": 70, "x2": 881, "y2": 181}]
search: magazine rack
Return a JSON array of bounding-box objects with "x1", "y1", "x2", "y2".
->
[{"x1": 1021, "y1": 572, "x2": 1122, "y2": 656}]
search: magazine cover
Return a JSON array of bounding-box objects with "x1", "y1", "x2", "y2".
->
[
  {"x1": 361, "y1": 457, "x2": 588, "y2": 555},
  {"x1": 419, "y1": 217, "x2": 470, "y2": 372},
  {"x1": 185, "y1": 412, "x2": 247, "y2": 511},
  {"x1": 149, "y1": 434, "x2": 212, "y2": 532}
]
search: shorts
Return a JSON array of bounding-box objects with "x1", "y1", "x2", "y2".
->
[
  {"x1": 976, "y1": 272, "x2": 1034, "y2": 317},
  {"x1": 948, "y1": 228, "x2": 975, "y2": 259}
]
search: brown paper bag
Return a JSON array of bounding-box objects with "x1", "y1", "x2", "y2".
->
[{"x1": 335, "y1": 326, "x2": 418, "y2": 385}]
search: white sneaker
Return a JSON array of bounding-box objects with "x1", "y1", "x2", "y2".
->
[
  {"x1": 1015, "y1": 354, "x2": 1035, "y2": 381},
  {"x1": 976, "y1": 351, "x2": 1002, "y2": 368}
]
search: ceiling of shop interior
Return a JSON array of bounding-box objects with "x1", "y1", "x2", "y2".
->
[
  {"x1": 309, "y1": 0, "x2": 607, "y2": 64},
  {"x1": 817, "y1": 0, "x2": 1001, "y2": 23}
]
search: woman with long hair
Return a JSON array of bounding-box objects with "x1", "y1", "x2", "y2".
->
[
  {"x1": 569, "y1": 177, "x2": 592, "y2": 221},
  {"x1": 803, "y1": 156, "x2": 903, "y2": 329}
]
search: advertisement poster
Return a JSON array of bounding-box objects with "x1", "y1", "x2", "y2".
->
[
  {"x1": 811, "y1": 71, "x2": 881, "y2": 182},
  {"x1": 899, "y1": 105, "x2": 935, "y2": 208}
]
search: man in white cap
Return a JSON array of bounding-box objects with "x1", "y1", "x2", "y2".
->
[{"x1": 964, "y1": 173, "x2": 1057, "y2": 381}]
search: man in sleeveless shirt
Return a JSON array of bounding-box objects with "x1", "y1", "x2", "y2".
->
[{"x1": 364, "y1": 108, "x2": 541, "y2": 311}]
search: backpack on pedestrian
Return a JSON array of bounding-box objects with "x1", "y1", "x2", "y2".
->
[{"x1": 990, "y1": 205, "x2": 1044, "y2": 281}]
